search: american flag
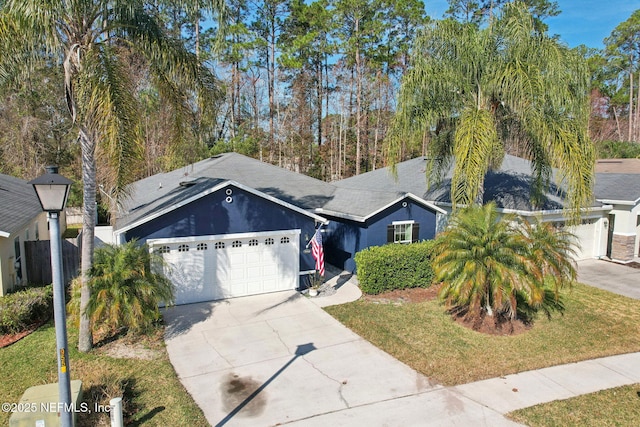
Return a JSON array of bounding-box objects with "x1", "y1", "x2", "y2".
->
[{"x1": 310, "y1": 227, "x2": 325, "y2": 276}]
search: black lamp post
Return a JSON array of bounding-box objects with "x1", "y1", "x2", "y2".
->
[{"x1": 29, "y1": 166, "x2": 73, "y2": 427}]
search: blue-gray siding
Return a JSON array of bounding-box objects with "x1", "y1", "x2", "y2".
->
[
  {"x1": 324, "y1": 198, "x2": 438, "y2": 272},
  {"x1": 123, "y1": 184, "x2": 320, "y2": 272}
]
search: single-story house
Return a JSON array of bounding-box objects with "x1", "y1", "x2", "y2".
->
[
  {"x1": 111, "y1": 152, "x2": 638, "y2": 305},
  {"x1": 593, "y1": 162, "x2": 640, "y2": 261},
  {"x1": 0, "y1": 174, "x2": 51, "y2": 295}
]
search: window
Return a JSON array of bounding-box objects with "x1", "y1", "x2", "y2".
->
[
  {"x1": 249, "y1": 239, "x2": 259, "y2": 247},
  {"x1": 265, "y1": 238, "x2": 274, "y2": 245},
  {"x1": 280, "y1": 237, "x2": 290, "y2": 244},
  {"x1": 387, "y1": 221, "x2": 419, "y2": 244},
  {"x1": 197, "y1": 243, "x2": 208, "y2": 251},
  {"x1": 178, "y1": 244, "x2": 189, "y2": 252},
  {"x1": 214, "y1": 242, "x2": 225, "y2": 249},
  {"x1": 157, "y1": 245, "x2": 170, "y2": 254},
  {"x1": 232, "y1": 240, "x2": 242, "y2": 248}
]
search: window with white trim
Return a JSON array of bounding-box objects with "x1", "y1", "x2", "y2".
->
[
  {"x1": 197, "y1": 243, "x2": 208, "y2": 251},
  {"x1": 178, "y1": 244, "x2": 189, "y2": 252},
  {"x1": 157, "y1": 245, "x2": 170, "y2": 254},
  {"x1": 387, "y1": 221, "x2": 419, "y2": 244}
]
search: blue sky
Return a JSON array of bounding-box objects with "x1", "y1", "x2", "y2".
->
[{"x1": 424, "y1": 0, "x2": 639, "y2": 49}]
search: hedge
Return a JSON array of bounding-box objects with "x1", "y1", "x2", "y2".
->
[
  {"x1": 0, "y1": 285, "x2": 53, "y2": 334},
  {"x1": 355, "y1": 241, "x2": 436, "y2": 295}
]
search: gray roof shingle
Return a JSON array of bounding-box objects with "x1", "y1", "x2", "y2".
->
[
  {"x1": 0, "y1": 174, "x2": 42, "y2": 237},
  {"x1": 118, "y1": 152, "x2": 625, "y2": 232},
  {"x1": 594, "y1": 173, "x2": 640, "y2": 203},
  {"x1": 333, "y1": 154, "x2": 583, "y2": 211},
  {"x1": 117, "y1": 153, "x2": 338, "y2": 230}
]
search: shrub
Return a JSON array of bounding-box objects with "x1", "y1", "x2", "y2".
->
[
  {"x1": 355, "y1": 241, "x2": 436, "y2": 294},
  {"x1": 85, "y1": 241, "x2": 174, "y2": 335},
  {"x1": 0, "y1": 285, "x2": 53, "y2": 334}
]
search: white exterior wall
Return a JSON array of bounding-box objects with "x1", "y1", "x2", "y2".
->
[{"x1": 0, "y1": 211, "x2": 51, "y2": 295}]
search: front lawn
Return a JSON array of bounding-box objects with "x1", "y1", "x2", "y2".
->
[
  {"x1": 325, "y1": 282, "x2": 640, "y2": 386},
  {"x1": 508, "y1": 383, "x2": 640, "y2": 426},
  {"x1": 0, "y1": 323, "x2": 208, "y2": 426}
]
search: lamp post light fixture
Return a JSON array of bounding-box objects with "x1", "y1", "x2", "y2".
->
[{"x1": 29, "y1": 166, "x2": 74, "y2": 427}]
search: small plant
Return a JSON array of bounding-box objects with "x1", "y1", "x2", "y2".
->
[
  {"x1": 307, "y1": 271, "x2": 324, "y2": 296},
  {"x1": 309, "y1": 271, "x2": 324, "y2": 290},
  {"x1": 81, "y1": 240, "x2": 174, "y2": 336}
]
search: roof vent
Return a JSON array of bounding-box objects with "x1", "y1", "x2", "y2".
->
[{"x1": 179, "y1": 178, "x2": 197, "y2": 187}]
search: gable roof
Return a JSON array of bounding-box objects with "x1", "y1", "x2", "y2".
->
[
  {"x1": 116, "y1": 153, "x2": 334, "y2": 231},
  {"x1": 0, "y1": 174, "x2": 43, "y2": 238},
  {"x1": 333, "y1": 155, "x2": 594, "y2": 212},
  {"x1": 117, "y1": 153, "x2": 448, "y2": 231}
]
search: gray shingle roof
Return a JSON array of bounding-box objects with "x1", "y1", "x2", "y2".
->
[
  {"x1": 117, "y1": 153, "x2": 337, "y2": 230},
  {"x1": 0, "y1": 174, "x2": 42, "y2": 237},
  {"x1": 594, "y1": 173, "x2": 640, "y2": 203},
  {"x1": 119, "y1": 152, "x2": 623, "y2": 232},
  {"x1": 334, "y1": 154, "x2": 583, "y2": 211}
]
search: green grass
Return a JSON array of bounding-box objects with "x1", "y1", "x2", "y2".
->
[
  {"x1": 325, "y1": 282, "x2": 640, "y2": 386},
  {"x1": 62, "y1": 224, "x2": 81, "y2": 239},
  {"x1": 508, "y1": 384, "x2": 640, "y2": 426},
  {"x1": 0, "y1": 323, "x2": 208, "y2": 426}
]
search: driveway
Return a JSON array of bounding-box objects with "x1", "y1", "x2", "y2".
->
[
  {"x1": 577, "y1": 259, "x2": 640, "y2": 299},
  {"x1": 163, "y1": 291, "x2": 519, "y2": 426}
]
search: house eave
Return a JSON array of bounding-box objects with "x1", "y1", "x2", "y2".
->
[
  {"x1": 315, "y1": 193, "x2": 447, "y2": 223},
  {"x1": 596, "y1": 197, "x2": 640, "y2": 206},
  {"x1": 434, "y1": 202, "x2": 613, "y2": 218}
]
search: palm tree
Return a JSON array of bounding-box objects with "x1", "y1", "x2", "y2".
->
[
  {"x1": 0, "y1": 0, "x2": 222, "y2": 351},
  {"x1": 86, "y1": 241, "x2": 174, "y2": 335},
  {"x1": 387, "y1": 2, "x2": 594, "y2": 216},
  {"x1": 432, "y1": 203, "x2": 576, "y2": 324}
]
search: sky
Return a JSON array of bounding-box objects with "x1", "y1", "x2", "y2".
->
[{"x1": 424, "y1": 0, "x2": 639, "y2": 49}]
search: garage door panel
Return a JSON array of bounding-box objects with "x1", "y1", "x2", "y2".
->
[
  {"x1": 162, "y1": 251, "x2": 216, "y2": 305},
  {"x1": 152, "y1": 230, "x2": 300, "y2": 304}
]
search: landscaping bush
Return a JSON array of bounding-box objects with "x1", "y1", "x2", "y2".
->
[
  {"x1": 0, "y1": 285, "x2": 53, "y2": 334},
  {"x1": 355, "y1": 241, "x2": 436, "y2": 294}
]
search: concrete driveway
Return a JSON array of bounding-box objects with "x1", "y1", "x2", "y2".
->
[
  {"x1": 577, "y1": 259, "x2": 640, "y2": 299},
  {"x1": 163, "y1": 291, "x2": 518, "y2": 426}
]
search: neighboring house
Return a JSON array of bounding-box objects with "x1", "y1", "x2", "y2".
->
[
  {"x1": 593, "y1": 160, "x2": 640, "y2": 261},
  {"x1": 0, "y1": 174, "x2": 50, "y2": 295},
  {"x1": 113, "y1": 152, "x2": 637, "y2": 306}
]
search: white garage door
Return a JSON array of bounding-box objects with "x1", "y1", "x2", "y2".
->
[
  {"x1": 570, "y1": 220, "x2": 598, "y2": 260},
  {"x1": 150, "y1": 230, "x2": 300, "y2": 305}
]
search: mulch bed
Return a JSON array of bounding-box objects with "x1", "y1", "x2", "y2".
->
[
  {"x1": 0, "y1": 322, "x2": 46, "y2": 349},
  {"x1": 362, "y1": 285, "x2": 530, "y2": 336}
]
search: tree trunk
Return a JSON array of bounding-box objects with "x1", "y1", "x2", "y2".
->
[
  {"x1": 629, "y1": 71, "x2": 634, "y2": 142},
  {"x1": 636, "y1": 72, "x2": 640, "y2": 142},
  {"x1": 354, "y1": 16, "x2": 362, "y2": 175},
  {"x1": 78, "y1": 126, "x2": 96, "y2": 352},
  {"x1": 613, "y1": 106, "x2": 622, "y2": 140}
]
